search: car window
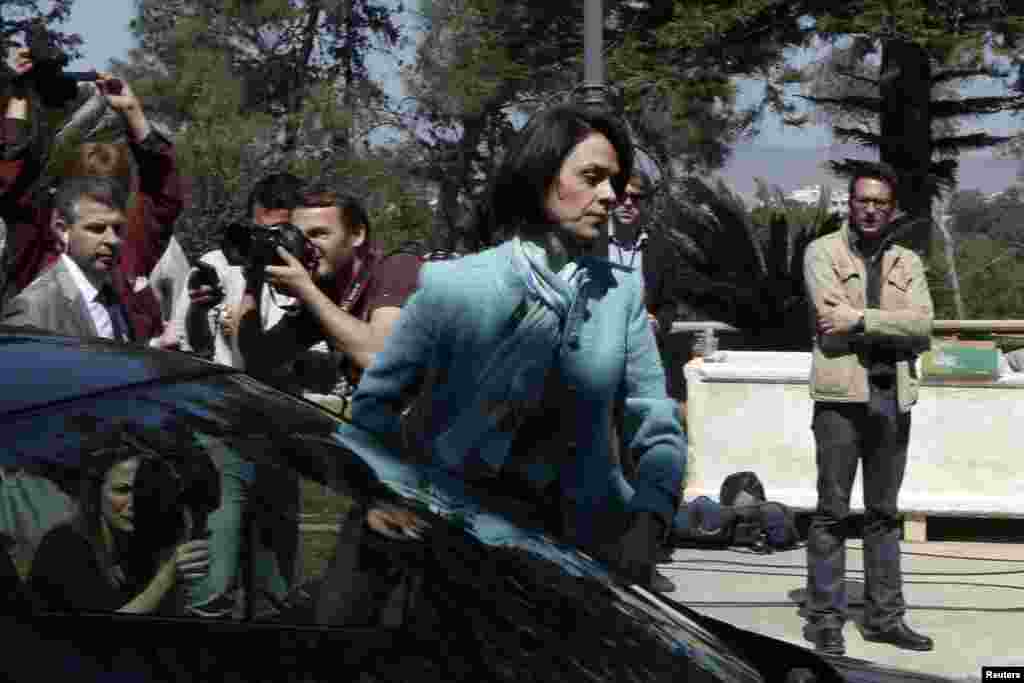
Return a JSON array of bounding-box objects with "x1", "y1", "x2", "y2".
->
[{"x1": 0, "y1": 374, "x2": 360, "y2": 622}]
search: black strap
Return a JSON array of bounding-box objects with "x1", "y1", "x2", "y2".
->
[{"x1": 339, "y1": 261, "x2": 373, "y2": 314}]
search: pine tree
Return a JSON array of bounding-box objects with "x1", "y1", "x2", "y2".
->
[
  {"x1": 800, "y1": 0, "x2": 1024, "y2": 253},
  {"x1": 112, "y1": 0, "x2": 431, "y2": 258}
]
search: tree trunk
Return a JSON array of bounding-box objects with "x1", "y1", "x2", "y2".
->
[
  {"x1": 336, "y1": 0, "x2": 356, "y2": 159},
  {"x1": 879, "y1": 38, "x2": 933, "y2": 255},
  {"x1": 283, "y1": 2, "x2": 323, "y2": 159},
  {"x1": 934, "y1": 193, "x2": 966, "y2": 318}
]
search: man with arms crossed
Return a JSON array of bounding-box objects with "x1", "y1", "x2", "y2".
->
[{"x1": 803, "y1": 163, "x2": 934, "y2": 655}]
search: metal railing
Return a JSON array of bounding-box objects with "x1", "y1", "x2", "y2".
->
[
  {"x1": 667, "y1": 321, "x2": 739, "y2": 357},
  {"x1": 668, "y1": 320, "x2": 1024, "y2": 357}
]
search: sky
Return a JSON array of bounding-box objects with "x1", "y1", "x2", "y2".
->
[{"x1": 66, "y1": 2, "x2": 1023, "y2": 199}]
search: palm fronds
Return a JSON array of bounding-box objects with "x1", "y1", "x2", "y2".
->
[{"x1": 648, "y1": 177, "x2": 842, "y2": 349}]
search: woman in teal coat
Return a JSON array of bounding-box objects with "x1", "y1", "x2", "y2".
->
[{"x1": 343, "y1": 104, "x2": 686, "y2": 586}]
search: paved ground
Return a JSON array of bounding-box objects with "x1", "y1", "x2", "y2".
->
[{"x1": 659, "y1": 540, "x2": 1024, "y2": 681}]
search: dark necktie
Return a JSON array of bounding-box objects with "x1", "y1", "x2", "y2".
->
[{"x1": 98, "y1": 284, "x2": 133, "y2": 342}]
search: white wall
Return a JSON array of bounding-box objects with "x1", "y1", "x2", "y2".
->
[{"x1": 684, "y1": 351, "x2": 1024, "y2": 516}]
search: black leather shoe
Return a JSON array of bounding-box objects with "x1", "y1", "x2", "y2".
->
[
  {"x1": 803, "y1": 625, "x2": 845, "y2": 656},
  {"x1": 861, "y1": 620, "x2": 934, "y2": 651},
  {"x1": 649, "y1": 568, "x2": 675, "y2": 593}
]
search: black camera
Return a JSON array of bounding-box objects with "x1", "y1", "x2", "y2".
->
[
  {"x1": 187, "y1": 261, "x2": 224, "y2": 298},
  {"x1": 221, "y1": 221, "x2": 317, "y2": 274},
  {"x1": 133, "y1": 452, "x2": 221, "y2": 552}
]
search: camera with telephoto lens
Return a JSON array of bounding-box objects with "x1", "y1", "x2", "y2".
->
[{"x1": 221, "y1": 220, "x2": 317, "y2": 275}]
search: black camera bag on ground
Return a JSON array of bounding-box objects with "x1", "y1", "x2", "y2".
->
[
  {"x1": 719, "y1": 471, "x2": 766, "y2": 507},
  {"x1": 670, "y1": 471, "x2": 800, "y2": 552}
]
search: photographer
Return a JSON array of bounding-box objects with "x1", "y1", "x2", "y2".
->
[
  {"x1": 235, "y1": 185, "x2": 422, "y2": 394},
  {"x1": 29, "y1": 446, "x2": 211, "y2": 615},
  {"x1": 0, "y1": 24, "x2": 184, "y2": 327},
  {"x1": 174, "y1": 173, "x2": 303, "y2": 367}
]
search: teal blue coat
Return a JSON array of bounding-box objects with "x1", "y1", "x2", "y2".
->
[{"x1": 339, "y1": 239, "x2": 686, "y2": 545}]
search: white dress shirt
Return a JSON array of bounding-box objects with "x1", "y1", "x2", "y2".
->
[{"x1": 61, "y1": 254, "x2": 122, "y2": 340}]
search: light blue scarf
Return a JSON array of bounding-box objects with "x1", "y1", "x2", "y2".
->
[{"x1": 431, "y1": 236, "x2": 585, "y2": 474}]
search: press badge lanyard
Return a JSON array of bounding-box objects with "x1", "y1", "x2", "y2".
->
[
  {"x1": 335, "y1": 259, "x2": 375, "y2": 412},
  {"x1": 339, "y1": 259, "x2": 373, "y2": 313}
]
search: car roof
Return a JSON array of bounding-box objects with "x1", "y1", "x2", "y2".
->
[{"x1": 0, "y1": 327, "x2": 235, "y2": 416}]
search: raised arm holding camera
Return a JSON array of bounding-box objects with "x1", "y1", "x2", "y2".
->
[
  {"x1": 235, "y1": 185, "x2": 421, "y2": 391},
  {"x1": 0, "y1": 21, "x2": 184, "y2": 334},
  {"x1": 174, "y1": 173, "x2": 304, "y2": 366}
]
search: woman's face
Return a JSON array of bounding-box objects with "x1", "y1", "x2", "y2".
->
[
  {"x1": 543, "y1": 132, "x2": 621, "y2": 243},
  {"x1": 101, "y1": 457, "x2": 139, "y2": 535}
]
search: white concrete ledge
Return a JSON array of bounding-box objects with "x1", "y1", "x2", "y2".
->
[{"x1": 684, "y1": 351, "x2": 1024, "y2": 521}]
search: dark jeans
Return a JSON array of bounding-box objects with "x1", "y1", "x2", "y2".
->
[{"x1": 806, "y1": 395, "x2": 910, "y2": 631}]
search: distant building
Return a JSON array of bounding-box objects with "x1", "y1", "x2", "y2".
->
[{"x1": 785, "y1": 184, "x2": 849, "y2": 217}]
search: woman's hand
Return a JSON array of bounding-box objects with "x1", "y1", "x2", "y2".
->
[{"x1": 366, "y1": 502, "x2": 429, "y2": 541}]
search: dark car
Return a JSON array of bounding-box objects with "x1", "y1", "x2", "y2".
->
[{"x1": 0, "y1": 328, "x2": 952, "y2": 683}]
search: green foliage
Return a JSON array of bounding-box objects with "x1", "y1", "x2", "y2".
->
[
  {"x1": 927, "y1": 235, "x2": 1024, "y2": 319},
  {"x1": 114, "y1": 0, "x2": 421, "y2": 261},
  {"x1": 286, "y1": 154, "x2": 435, "y2": 253},
  {"x1": 405, "y1": 0, "x2": 815, "y2": 248},
  {"x1": 811, "y1": 1, "x2": 1024, "y2": 60},
  {"x1": 608, "y1": 0, "x2": 812, "y2": 171},
  {"x1": 798, "y1": 1, "x2": 1024, "y2": 258},
  {"x1": 947, "y1": 187, "x2": 1024, "y2": 243}
]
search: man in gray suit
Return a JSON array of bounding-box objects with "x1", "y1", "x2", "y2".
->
[
  {"x1": 3, "y1": 176, "x2": 135, "y2": 340},
  {"x1": 1, "y1": 177, "x2": 135, "y2": 559}
]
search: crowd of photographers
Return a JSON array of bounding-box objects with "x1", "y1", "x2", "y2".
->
[{"x1": 0, "y1": 24, "x2": 429, "y2": 617}]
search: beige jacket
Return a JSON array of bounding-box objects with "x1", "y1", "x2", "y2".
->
[{"x1": 803, "y1": 226, "x2": 934, "y2": 412}]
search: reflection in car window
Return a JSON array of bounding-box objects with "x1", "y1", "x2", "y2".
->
[{"x1": 0, "y1": 374, "x2": 355, "y2": 620}]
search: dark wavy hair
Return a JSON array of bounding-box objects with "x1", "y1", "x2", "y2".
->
[
  {"x1": 73, "y1": 441, "x2": 153, "y2": 589},
  {"x1": 479, "y1": 104, "x2": 633, "y2": 243}
]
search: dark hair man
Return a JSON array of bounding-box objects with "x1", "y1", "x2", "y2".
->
[
  {"x1": 236, "y1": 184, "x2": 421, "y2": 392},
  {"x1": 802, "y1": 163, "x2": 934, "y2": 655},
  {"x1": 2, "y1": 176, "x2": 158, "y2": 343},
  {"x1": 178, "y1": 172, "x2": 304, "y2": 366}
]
